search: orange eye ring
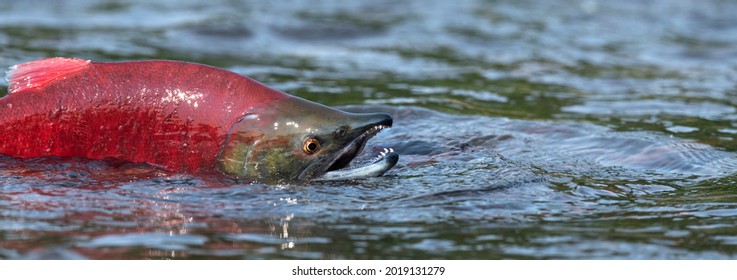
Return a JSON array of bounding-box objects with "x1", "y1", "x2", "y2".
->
[{"x1": 302, "y1": 137, "x2": 321, "y2": 154}]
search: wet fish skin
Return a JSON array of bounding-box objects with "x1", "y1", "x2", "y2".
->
[{"x1": 1, "y1": 58, "x2": 396, "y2": 182}]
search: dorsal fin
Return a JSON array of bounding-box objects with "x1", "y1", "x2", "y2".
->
[{"x1": 6, "y1": 57, "x2": 91, "y2": 94}]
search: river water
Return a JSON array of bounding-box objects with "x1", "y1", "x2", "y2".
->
[{"x1": 2, "y1": 0, "x2": 737, "y2": 259}]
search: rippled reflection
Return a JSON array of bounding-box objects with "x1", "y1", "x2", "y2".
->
[{"x1": 3, "y1": 0, "x2": 737, "y2": 259}]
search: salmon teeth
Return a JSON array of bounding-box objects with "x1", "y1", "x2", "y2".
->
[
  {"x1": 360, "y1": 125, "x2": 388, "y2": 139},
  {"x1": 372, "y1": 147, "x2": 396, "y2": 163}
]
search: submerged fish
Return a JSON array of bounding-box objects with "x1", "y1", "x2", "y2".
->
[{"x1": 0, "y1": 58, "x2": 398, "y2": 182}]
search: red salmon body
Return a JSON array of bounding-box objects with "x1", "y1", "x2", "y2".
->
[{"x1": 0, "y1": 58, "x2": 289, "y2": 172}]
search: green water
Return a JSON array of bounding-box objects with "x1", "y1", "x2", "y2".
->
[{"x1": 2, "y1": 0, "x2": 737, "y2": 259}]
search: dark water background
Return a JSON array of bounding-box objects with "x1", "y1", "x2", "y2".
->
[{"x1": 2, "y1": 0, "x2": 737, "y2": 259}]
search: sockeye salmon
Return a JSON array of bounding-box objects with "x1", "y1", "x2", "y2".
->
[{"x1": 0, "y1": 58, "x2": 398, "y2": 182}]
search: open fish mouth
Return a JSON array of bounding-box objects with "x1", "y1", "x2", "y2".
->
[{"x1": 317, "y1": 124, "x2": 399, "y2": 181}]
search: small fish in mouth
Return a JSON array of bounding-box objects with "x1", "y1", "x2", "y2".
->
[{"x1": 0, "y1": 57, "x2": 398, "y2": 183}]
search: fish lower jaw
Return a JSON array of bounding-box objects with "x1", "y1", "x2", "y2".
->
[
  {"x1": 325, "y1": 124, "x2": 390, "y2": 173},
  {"x1": 317, "y1": 124, "x2": 396, "y2": 180},
  {"x1": 316, "y1": 150, "x2": 399, "y2": 181}
]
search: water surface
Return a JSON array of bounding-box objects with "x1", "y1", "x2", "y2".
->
[{"x1": 2, "y1": 0, "x2": 737, "y2": 259}]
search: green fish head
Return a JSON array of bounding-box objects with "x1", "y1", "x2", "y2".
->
[{"x1": 217, "y1": 96, "x2": 395, "y2": 183}]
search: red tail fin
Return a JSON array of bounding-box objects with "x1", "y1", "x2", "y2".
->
[{"x1": 6, "y1": 57, "x2": 90, "y2": 94}]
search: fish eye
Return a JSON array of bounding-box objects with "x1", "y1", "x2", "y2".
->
[{"x1": 302, "y1": 137, "x2": 321, "y2": 154}]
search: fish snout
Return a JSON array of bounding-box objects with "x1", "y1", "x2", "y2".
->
[{"x1": 348, "y1": 113, "x2": 392, "y2": 135}]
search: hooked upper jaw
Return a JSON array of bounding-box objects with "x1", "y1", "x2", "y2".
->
[
  {"x1": 304, "y1": 112, "x2": 399, "y2": 181},
  {"x1": 326, "y1": 114, "x2": 392, "y2": 172}
]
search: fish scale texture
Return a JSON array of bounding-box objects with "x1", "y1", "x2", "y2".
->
[{"x1": 0, "y1": 58, "x2": 288, "y2": 172}]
